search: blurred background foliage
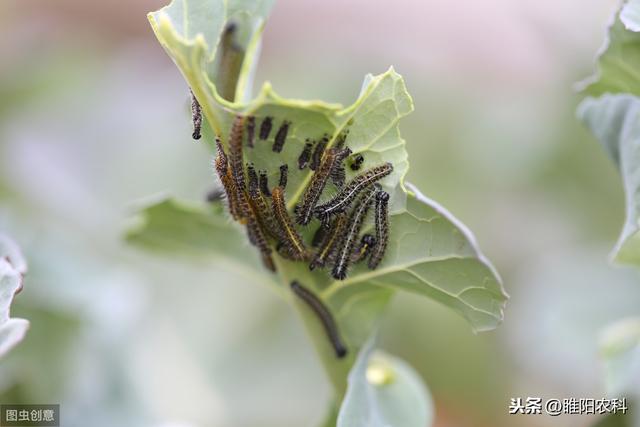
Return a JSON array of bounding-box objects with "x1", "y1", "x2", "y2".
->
[{"x1": 0, "y1": 0, "x2": 636, "y2": 426}]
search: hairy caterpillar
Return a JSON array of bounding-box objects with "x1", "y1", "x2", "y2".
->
[
  {"x1": 214, "y1": 138, "x2": 240, "y2": 220},
  {"x1": 247, "y1": 164, "x2": 280, "y2": 239},
  {"x1": 309, "y1": 213, "x2": 348, "y2": 271},
  {"x1": 368, "y1": 189, "x2": 390, "y2": 270},
  {"x1": 273, "y1": 120, "x2": 290, "y2": 153},
  {"x1": 272, "y1": 186, "x2": 308, "y2": 261},
  {"x1": 190, "y1": 89, "x2": 202, "y2": 140},
  {"x1": 259, "y1": 116, "x2": 273, "y2": 140},
  {"x1": 330, "y1": 147, "x2": 352, "y2": 188},
  {"x1": 297, "y1": 141, "x2": 313, "y2": 170},
  {"x1": 290, "y1": 281, "x2": 347, "y2": 358},
  {"x1": 295, "y1": 148, "x2": 338, "y2": 225},
  {"x1": 228, "y1": 115, "x2": 252, "y2": 222},
  {"x1": 279, "y1": 164, "x2": 289, "y2": 189},
  {"x1": 315, "y1": 162, "x2": 393, "y2": 221},
  {"x1": 310, "y1": 135, "x2": 328, "y2": 171},
  {"x1": 331, "y1": 184, "x2": 379, "y2": 280},
  {"x1": 259, "y1": 170, "x2": 271, "y2": 197}
]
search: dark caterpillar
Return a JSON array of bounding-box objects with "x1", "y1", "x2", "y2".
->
[
  {"x1": 247, "y1": 164, "x2": 280, "y2": 239},
  {"x1": 330, "y1": 147, "x2": 352, "y2": 188},
  {"x1": 298, "y1": 140, "x2": 313, "y2": 170},
  {"x1": 190, "y1": 89, "x2": 202, "y2": 140},
  {"x1": 295, "y1": 148, "x2": 338, "y2": 225},
  {"x1": 228, "y1": 115, "x2": 252, "y2": 221},
  {"x1": 273, "y1": 120, "x2": 290, "y2": 153},
  {"x1": 279, "y1": 164, "x2": 289, "y2": 189},
  {"x1": 331, "y1": 184, "x2": 379, "y2": 280},
  {"x1": 259, "y1": 170, "x2": 271, "y2": 197},
  {"x1": 368, "y1": 189, "x2": 390, "y2": 270},
  {"x1": 350, "y1": 153, "x2": 364, "y2": 171},
  {"x1": 214, "y1": 138, "x2": 240, "y2": 220},
  {"x1": 315, "y1": 162, "x2": 393, "y2": 222},
  {"x1": 272, "y1": 186, "x2": 308, "y2": 261},
  {"x1": 259, "y1": 116, "x2": 273, "y2": 140},
  {"x1": 310, "y1": 135, "x2": 328, "y2": 171},
  {"x1": 290, "y1": 281, "x2": 347, "y2": 358},
  {"x1": 309, "y1": 213, "x2": 348, "y2": 271},
  {"x1": 246, "y1": 115, "x2": 256, "y2": 148}
]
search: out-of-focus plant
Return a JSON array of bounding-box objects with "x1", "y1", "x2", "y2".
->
[
  {"x1": 579, "y1": 1, "x2": 640, "y2": 425},
  {"x1": 0, "y1": 234, "x2": 28, "y2": 359},
  {"x1": 126, "y1": 0, "x2": 507, "y2": 425}
]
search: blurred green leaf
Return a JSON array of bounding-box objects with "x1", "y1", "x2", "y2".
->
[
  {"x1": 337, "y1": 337, "x2": 433, "y2": 427},
  {"x1": 579, "y1": 0, "x2": 640, "y2": 97},
  {"x1": 0, "y1": 235, "x2": 29, "y2": 359},
  {"x1": 578, "y1": 1, "x2": 640, "y2": 264},
  {"x1": 599, "y1": 317, "x2": 640, "y2": 398},
  {"x1": 579, "y1": 95, "x2": 640, "y2": 264}
]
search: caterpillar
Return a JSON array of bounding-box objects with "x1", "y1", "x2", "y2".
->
[
  {"x1": 246, "y1": 115, "x2": 256, "y2": 148},
  {"x1": 297, "y1": 140, "x2": 313, "y2": 170},
  {"x1": 290, "y1": 281, "x2": 347, "y2": 358},
  {"x1": 330, "y1": 147, "x2": 352, "y2": 188},
  {"x1": 259, "y1": 116, "x2": 273, "y2": 140},
  {"x1": 315, "y1": 162, "x2": 393, "y2": 222},
  {"x1": 295, "y1": 148, "x2": 338, "y2": 225},
  {"x1": 272, "y1": 186, "x2": 308, "y2": 261},
  {"x1": 279, "y1": 164, "x2": 289, "y2": 189},
  {"x1": 273, "y1": 120, "x2": 290, "y2": 153},
  {"x1": 247, "y1": 164, "x2": 280, "y2": 239},
  {"x1": 353, "y1": 234, "x2": 377, "y2": 263},
  {"x1": 331, "y1": 184, "x2": 379, "y2": 280},
  {"x1": 228, "y1": 116, "x2": 252, "y2": 221},
  {"x1": 349, "y1": 153, "x2": 364, "y2": 171},
  {"x1": 368, "y1": 189, "x2": 390, "y2": 270},
  {"x1": 190, "y1": 89, "x2": 202, "y2": 140},
  {"x1": 214, "y1": 138, "x2": 240, "y2": 220},
  {"x1": 259, "y1": 170, "x2": 271, "y2": 197},
  {"x1": 245, "y1": 213, "x2": 276, "y2": 272},
  {"x1": 309, "y1": 213, "x2": 348, "y2": 271},
  {"x1": 310, "y1": 135, "x2": 328, "y2": 171},
  {"x1": 311, "y1": 224, "x2": 328, "y2": 248}
]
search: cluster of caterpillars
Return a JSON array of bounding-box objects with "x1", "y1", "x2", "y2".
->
[
  {"x1": 207, "y1": 113, "x2": 393, "y2": 359},
  {"x1": 211, "y1": 114, "x2": 392, "y2": 280}
]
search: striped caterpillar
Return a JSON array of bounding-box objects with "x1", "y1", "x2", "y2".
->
[
  {"x1": 247, "y1": 164, "x2": 280, "y2": 239},
  {"x1": 295, "y1": 148, "x2": 338, "y2": 225},
  {"x1": 309, "y1": 213, "x2": 348, "y2": 271},
  {"x1": 213, "y1": 138, "x2": 240, "y2": 220},
  {"x1": 290, "y1": 281, "x2": 347, "y2": 358},
  {"x1": 190, "y1": 89, "x2": 202, "y2": 140},
  {"x1": 368, "y1": 189, "x2": 390, "y2": 269},
  {"x1": 272, "y1": 186, "x2": 309, "y2": 261},
  {"x1": 315, "y1": 162, "x2": 393, "y2": 222},
  {"x1": 331, "y1": 184, "x2": 379, "y2": 280}
]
